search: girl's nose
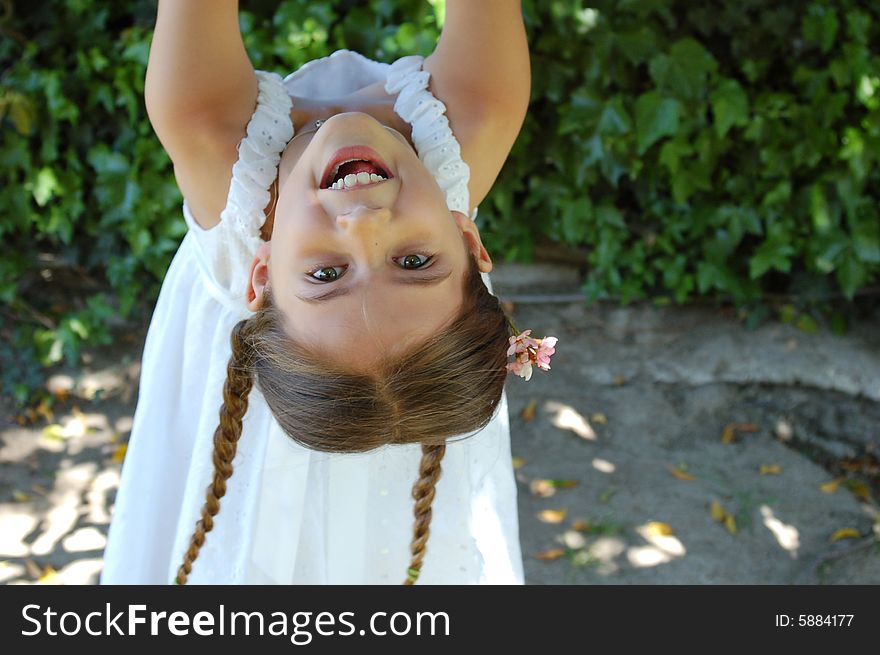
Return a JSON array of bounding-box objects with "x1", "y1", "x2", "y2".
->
[
  {"x1": 335, "y1": 206, "x2": 393, "y2": 268},
  {"x1": 335, "y1": 205, "x2": 392, "y2": 232}
]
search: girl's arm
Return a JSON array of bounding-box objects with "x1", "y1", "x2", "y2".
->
[
  {"x1": 144, "y1": 0, "x2": 260, "y2": 229},
  {"x1": 423, "y1": 0, "x2": 531, "y2": 212}
]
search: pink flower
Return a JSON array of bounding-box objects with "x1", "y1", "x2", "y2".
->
[
  {"x1": 506, "y1": 358, "x2": 533, "y2": 381},
  {"x1": 535, "y1": 336, "x2": 557, "y2": 371},
  {"x1": 505, "y1": 330, "x2": 558, "y2": 380},
  {"x1": 507, "y1": 329, "x2": 539, "y2": 357}
]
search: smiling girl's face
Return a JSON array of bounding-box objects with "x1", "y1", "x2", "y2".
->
[{"x1": 245, "y1": 111, "x2": 493, "y2": 374}]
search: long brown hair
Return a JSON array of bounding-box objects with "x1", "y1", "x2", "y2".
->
[{"x1": 175, "y1": 252, "x2": 513, "y2": 584}]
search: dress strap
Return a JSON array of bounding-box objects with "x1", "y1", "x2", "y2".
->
[
  {"x1": 222, "y1": 70, "x2": 294, "y2": 238},
  {"x1": 183, "y1": 70, "x2": 293, "y2": 311},
  {"x1": 384, "y1": 55, "x2": 472, "y2": 218}
]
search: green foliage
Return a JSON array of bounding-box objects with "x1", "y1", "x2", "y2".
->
[
  {"x1": 483, "y1": 0, "x2": 880, "y2": 308},
  {"x1": 1, "y1": 0, "x2": 878, "y2": 407}
]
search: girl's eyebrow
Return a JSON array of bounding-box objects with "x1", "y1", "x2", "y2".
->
[{"x1": 296, "y1": 268, "x2": 453, "y2": 304}]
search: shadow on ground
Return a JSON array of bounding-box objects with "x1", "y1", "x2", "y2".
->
[{"x1": 1, "y1": 261, "x2": 878, "y2": 584}]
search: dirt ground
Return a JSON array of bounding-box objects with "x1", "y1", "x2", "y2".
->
[{"x1": 1, "y1": 260, "x2": 878, "y2": 585}]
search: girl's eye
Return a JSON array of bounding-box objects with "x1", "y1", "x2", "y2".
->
[
  {"x1": 399, "y1": 253, "x2": 431, "y2": 269},
  {"x1": 308, "y1": 253, "x2": 433, "y2": 282}
]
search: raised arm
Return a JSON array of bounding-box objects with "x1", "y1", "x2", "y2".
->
[
  {"x1": 423, "y1": 0, "x2": 531, "y2": 212},
  {"x1": 143, "y1": 0, "x2": 260, "y2": 230},
  {"x1": 145, "y1": 0, "x2": 258, "y2": 142}
]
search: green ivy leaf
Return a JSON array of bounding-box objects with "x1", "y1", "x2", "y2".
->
[
  {"x1": 7, "y1": 93, "x2": 36, "y2": 135},
  {"x1": 852, "y1": 219, "x2": 880, "y2": 264},
  {"x1": 836, "y1": 256, "x2": 867, "y2": 300},
  {"x1": 635, "y1": 91, "x2": 681, "y2": 155},
  {"x1": 614, "y1": 26, "x2": 657, "y2": 65},
  {"x1": 559, "y1": 88, "x2": 602, "y2": 136},
  {"x1": 658, "y1": 138, "x2": 693, "y2": 175},
  {"x1": 32, "y1": 168, "x2": 61, "y2": 207},
  {"x1": 809, "y1": 184, "x2": 832, "y2": 232},
  {"x1": 710, "y1": 79, "x2": 749, "y2": 137},
  {"x1": 648, "y1": 37, "x2": 718, "y2": 101},
  {"x1": 802, "y1": 4, "x2": 839, "y2": 53},
  {"x1": 829, "y1": 311, "x2": 847, "y2": 335},
  {"x1": 596, "y1": 204, "x2": 626, "y2": 228},
  {"x1": 795, "y1": 314, "x2": 819, "y2": 334},
  {"x1": 749, "y1": 238, "x2": 795, "y2": 278},
  {"x1": 597, "y1": 96, "x2": 632, "y2": 136},
  {"x1": 560, "y1": 197, "x2": 592, "y2": 245}
]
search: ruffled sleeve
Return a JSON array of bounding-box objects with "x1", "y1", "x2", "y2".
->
[
  {"x1": 384, "y1": 55, "x2": 472, "y2": 219},
  {"x1": 182, "y1": 69, "x2": 294, "y2": 313}
]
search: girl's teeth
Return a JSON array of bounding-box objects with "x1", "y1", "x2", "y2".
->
[{"x1": 331, "y1": 172, "x2": 387, "y2": 190}]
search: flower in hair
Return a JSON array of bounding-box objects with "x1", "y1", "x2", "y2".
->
[{"x1": 506, "y1": 329, "x2": 558, "y2": 381}]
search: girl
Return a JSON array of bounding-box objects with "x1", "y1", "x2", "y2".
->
[{"x1": 101, "y1": 0, "x2": 556, "y2": 585}]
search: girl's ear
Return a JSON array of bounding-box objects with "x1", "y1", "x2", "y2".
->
[
  {"x1": 453, "y1": 211, "x2": 493, "y2": 273},
  {"x1": 246, "y1": 241, "x2": 272, "y2": 312}
]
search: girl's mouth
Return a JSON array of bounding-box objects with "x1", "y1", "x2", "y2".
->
[{"x1": 321, "y1": 146, "x2": 394, "y2": 190}]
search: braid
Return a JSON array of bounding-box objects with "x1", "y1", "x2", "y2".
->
[
  {"x1": 175, "y1": 319, "x2": 256, "y2": 585},
  {"x1": 403, "y1": 443, "x2": 447, "y2": 585}
]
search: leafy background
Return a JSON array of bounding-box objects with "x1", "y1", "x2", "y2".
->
[{"x1": 1, "y1": 0, "x2": 878, "y2": 407}]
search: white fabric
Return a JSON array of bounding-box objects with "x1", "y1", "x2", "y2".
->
[{"x1": 101, "y1": 49, "x2": 523, "y2": 585}]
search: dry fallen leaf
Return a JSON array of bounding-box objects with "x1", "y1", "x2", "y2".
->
[
  {"x1": 511, "y1": 457, "x2": 527, "y2": 470},
  {"x1": 829, "y1": 528, "x2": 861, "y2": 543},
  {"x1": 36, "y1": 565, "x2": 59, "y2": 585},
  {"x1": 721, "y1": 424, "x2": 736, "y2": 444},
  {"x1": 721, "y1": 422, "x2": 759, "y2": 444},
  {"x1": 820, "y1": 478, "x2": 843, "y2": 493},
  {"x1": 645, "y1": 521, "x2": 674, "y2": 537},
  {"x1": 759, "y1": 464, "x2": 781, "y2": 475},
  {"x1": 723, "y1": 514, "x2": 737, "y2": 534},
  {"x1": 520, "y1": 398, "x2": 538, "y2": 422},
  {"x1": 561, "y1": 530, "x2": 586, "y2": 550},
  {"x1": 31, "y1": 484, "x2": 49, "y2": 496},
  {"x1": 667, "y1": 465, "x2": 696, "y2": 481},
  {"x1": 570, "y1": 519, "x2": 590, "y2": 532},
  {"x1": 529, "y1": 479, "x2": 579, "y2": 498},
  {"x1": 590, "y1": 412, "x2": 608, "y2": 425},
  {"x1": 537, "y1": 508, "x2": 568, "y2": 524},
  {"x1": 842, "y1": 479, "x2": 872, "y2": 502},
  {"x1": 534, "y1": 548, "x2": 565, "y2": 561},
  {"x1": 111, "y1": 443, "x2": 128, "y2": 464},
  {"x1": 41, "y1": 424, "x2": 68, "y2": 442},
  {"x1": 839, "y1": 457, "x2": 880, "y2": 476},
  {"x1": 35, "y1": 398, "x2": 54, "y2": 422},
  {"x1": 12, "y1": 490, "x2": 30, "y2": 502},
  {"x1": 529, "y1": 479, "x2": 556, "y2": 498},
  {"x1": 612, "y1": 374, "x2": 627, "y2": 386},
  {"x1": 709, "y1": 500, "x2": 737, "y2": 534}
]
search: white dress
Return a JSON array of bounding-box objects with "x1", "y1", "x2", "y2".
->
[{"x1": 100, "y1": 49, "x2": 524, "y2": 585}]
